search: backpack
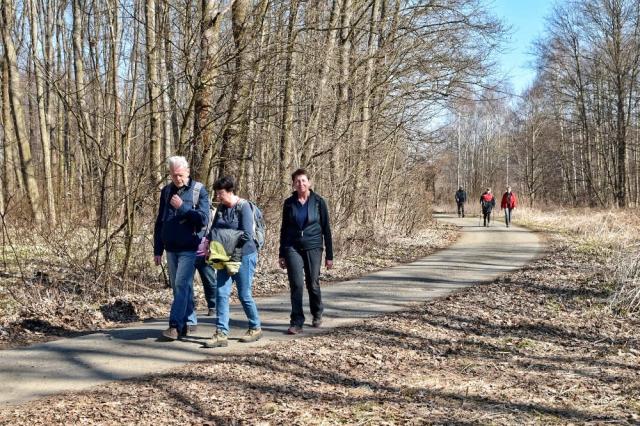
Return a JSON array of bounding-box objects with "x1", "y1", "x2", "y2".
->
[
  {"x1": 192, "y1": 182, "x2": 216, "y2": 236},
  {"x1": 236, "y1": 199, "x2": 266, "y2": 251},
  {"x1": 481, "y1": 194, "x2": 493, "y2": 211}
]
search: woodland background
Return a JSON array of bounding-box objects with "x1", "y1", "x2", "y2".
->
[{"x1": 1, "y1": 0, "x2": 640, "y2": 324}]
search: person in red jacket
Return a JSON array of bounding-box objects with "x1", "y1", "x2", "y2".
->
[{"x1": 500, "y1": 186, "x2": 518, "y2": 227}]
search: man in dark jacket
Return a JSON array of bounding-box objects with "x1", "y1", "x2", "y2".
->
[
  {"x1": 154, "y1": 156, "x2": 209, "y2": 341},
  {"x1": 455, "y1": 186, "x2": 467, "y2": 217},
  {"x1": 279, "y1": 169, "x2": 333, "y2": 334}
]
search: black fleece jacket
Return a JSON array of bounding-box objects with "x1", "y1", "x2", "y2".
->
[{"x1": 279, "y1": 191, "x2": 333, "y2": 260}]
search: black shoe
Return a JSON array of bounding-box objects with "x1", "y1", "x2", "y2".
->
[
  {"x1": 180, "y1": 324, "x2": 198, "y2": 337},
  {"x1": 287, "y1": 326, "x2": 303, "y2": 335},
  {"x1": 312, "y1": 317, "x2": 323, "y2": 328}
]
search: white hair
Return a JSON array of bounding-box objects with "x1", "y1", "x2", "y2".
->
[{"x1": 167, "y1": 156, "x2": 189, "y2": 170}]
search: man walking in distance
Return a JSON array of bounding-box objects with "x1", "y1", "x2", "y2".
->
[
  {"x1": 500, "y1": 186, "x2": 518, "y2": 228},
  {"x1": 154, "y1": 156, "x2": 210, "y2": 340},
  {"x1": 455, "y1": 186, "x2": 467, "y2": 218}
]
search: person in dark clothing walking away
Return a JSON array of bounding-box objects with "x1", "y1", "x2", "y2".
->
[
  {"x1": 500, "y1": 186, "x2": 518, "y2": 228},
  {"x1": 480, "y1": 188, "x2": 496, "y2": 227},
  {"x1": 279, "y1": 169, "x2": 334, "y2": 335},
  {"x1": 455, "y1": 186, "x2": 467, "y2": 217}
]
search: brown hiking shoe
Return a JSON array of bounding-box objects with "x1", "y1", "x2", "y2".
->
[
  {"x1": 239, "y1": 328, "x2": 263, "y2": 343},
  {"x1": 286, "y1": 326, "x2": 303, "y2": 335},
  {"x1": 162, "y1": 327, "x2": 179, "y2": 341},
  {"x1": 204, "y1": 330, "x2": 228, "y2": 348}
]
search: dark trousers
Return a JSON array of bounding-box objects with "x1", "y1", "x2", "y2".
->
[
  {"x1": 457, "y1": 202, "x2": 465, "y2": 217},
  {"x1": 483, "y1": 210, "x2": 492, "y2": 226},
  {"x1": 195, "y1": 256, "x2": 216, "y2": 309},
  {"x1": 284, "y1": 246, "x2": 323, "y2": 327},
  {"x1": 504, "y1": 208, "x2": 513, "y2": 226}
]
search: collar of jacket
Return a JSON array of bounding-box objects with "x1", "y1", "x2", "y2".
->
[
  {"x1": 172, "y1": 178, "x2": 194, "y2": 193},
  {"x1": 290, "y1": 189, "x2": 316, "y2": 200}
]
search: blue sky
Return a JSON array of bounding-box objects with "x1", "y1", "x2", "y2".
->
[{"x1": 489, "y1": 0, "x2": 557, "y2": 94}]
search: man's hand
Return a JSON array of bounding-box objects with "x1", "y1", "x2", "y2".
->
[
  {"x1": 278, "y1": 257, "x2": 286, "y2": 269},
  {"x1": 170, "y1": 194, "x2": 183, "y2": 209},
  {"x1": 325, "y1": 259, "x2": 334, "y2": 269},
  {"x1": 154, "y1": 255, "x2": 162, "y2": 266}
]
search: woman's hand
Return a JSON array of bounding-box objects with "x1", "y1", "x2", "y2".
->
[
  {"x1": 196, "y1": 238, "x2": 209, "y2": 257},
  {"x1": 278, "y1": 257, "x2": 286, "y2": 269},
  {"x1": 325, "y1": 259, "x2": 333, "y2": 269}
]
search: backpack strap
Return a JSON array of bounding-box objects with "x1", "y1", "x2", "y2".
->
[{"x1": 192, "y1": 181, "x2": 203, "y2": 208}]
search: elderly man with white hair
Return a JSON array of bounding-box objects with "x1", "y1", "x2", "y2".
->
[{"x1": 153, "y1": 156, "x2": 210, "y2": 340}]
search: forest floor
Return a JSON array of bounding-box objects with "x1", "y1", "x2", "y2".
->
[
  {"x1": 0, "y1": 221, "x2": 459, "y2": 349},
  {"x1": 0, "y1": 209, "x2": 637, "y2": 424}
]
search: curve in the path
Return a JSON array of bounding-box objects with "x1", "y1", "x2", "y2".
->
[{"x1": 0, "y1": 214, "x2": 542, "y2": 404}]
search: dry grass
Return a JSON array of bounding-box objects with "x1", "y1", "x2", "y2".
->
[{"x1": 517, "y1": 207, "x2": 640, "y2": 317}]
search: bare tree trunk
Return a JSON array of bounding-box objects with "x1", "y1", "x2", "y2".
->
[
  {"x1": 29, "y1": 0, "x2": 57, "y2": 226},
  {"x1": 1, "y1": 0, "x2": 44, "y2": 223},
  {"x1": 279, "y1": 0, "x2": 300, "y2": 192},
  {"x1": 300, "y1": 0, "x2": 340, "y2": 168},
  {"x1": 1, "y1": 56, "x2": 22, "y2": 200},
  {"x1": 192, "y1": 0, "x2": 223, "y2": 183},
  {"x1": 353, "y1": 0, "x2": 380, "y2": 225},
  {"x1": 330, "y1": 0, "x2": 353, "y2": 213},
  {"x1": 72, "y1": 0, "x2": 94, "y2": 208},
  {"x1": 146, "y1": 0, "x2": 162, "y2": 186},
  {"x1": 243, "y1": 0, "x2": 269, "y2": 199},
  {"x1": 161, "y1": 0, "x2": 179, "y2": 152},
  {"x1": 120, "y1": 0, "x2": 142, "y2": 277},
  {"x1": 218, "y1": 0, "x2": 251, "y2": 184}
]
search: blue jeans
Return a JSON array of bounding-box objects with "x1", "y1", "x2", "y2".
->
[
  {"x1": 504, "y1": 208, "x2": 513, "y2": 226},
  {"x1": 215, "y1": 252, "x2": 260, "y2": 334},
  {"x1": 166, "y1": 250, "x2": 197, "y2": 330},
  {"x1": 196, "y1": 256, "x2": 216, "y2": 309}
]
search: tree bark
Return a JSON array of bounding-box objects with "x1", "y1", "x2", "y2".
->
[
  {"x1": 279, "y1": 0, "x2": 301, "y2": 193},
  {"x1": 29, "y1": 0, "x2": 57, "y2": 226},
  {"x1": 1, "y1": 0, "x2": 44, "y2": 223},
  {"x1": 146, "y1": 0, "x2": 162, "y2": 186}
]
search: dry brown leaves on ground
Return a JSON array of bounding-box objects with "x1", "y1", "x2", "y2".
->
[{"x1": 0, "y1": 229, "x2": 638, "y2": 424}]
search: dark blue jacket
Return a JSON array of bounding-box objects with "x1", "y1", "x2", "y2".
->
[
  {"x1": 279, "y1": 191, "x2": 333, "y2": 260},
  {"x1": 153, "y1": 179, "x2": 209, "y2": 255}
]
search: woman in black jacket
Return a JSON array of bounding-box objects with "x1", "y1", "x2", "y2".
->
[{"x1": 278, "y1": 169, "x2": 333, "y2": 334}]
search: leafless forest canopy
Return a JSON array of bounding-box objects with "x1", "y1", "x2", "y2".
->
[
  {"x1": 440, "y1": 0, "x2": 640, "y2": 209},
  {"x1": 0, "y1": 0, "x2": 504, "y2": 281},
  {"x1": 2, "y1": 0, "x2": 639, "y2": 283}
]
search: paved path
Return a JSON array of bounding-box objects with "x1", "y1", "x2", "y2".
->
[{"x1": 0, "y1": 214, "x2": 542, "y2": 405}]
